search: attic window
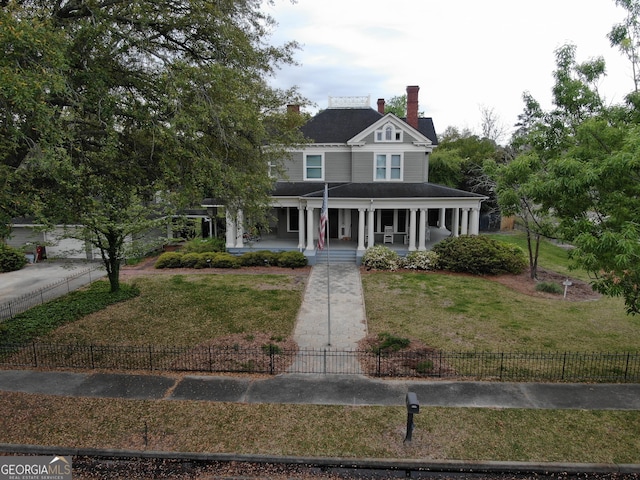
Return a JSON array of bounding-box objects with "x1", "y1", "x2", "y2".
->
[{"x1": 375, "y1": 123, "x2": 402, "y2": 142}]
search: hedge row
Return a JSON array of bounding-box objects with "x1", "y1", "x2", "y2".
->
[
  {"x1": 362, "y1": 236, "x2": 527, "y2": 275},
  {"x1": 155, "y1": 250, "x2": 308, "y2": 269}
]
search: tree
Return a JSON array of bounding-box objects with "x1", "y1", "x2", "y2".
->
[
  {"x1": 1, "y1": 0, "x2": 308, "y2": 292},
  {"x1": 384, "y1": 94, "x2": 424, "y2": 117},
  {"x1": 498, "y1": 41, "x2": 640, "y2": 313},
  {"x1": 479, "y1": 105, "x2": 508, "y2": 144},
  {"x1": 608, "y1": 0, "x2": 640, "y2": 92}
]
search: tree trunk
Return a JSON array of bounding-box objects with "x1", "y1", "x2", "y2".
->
[{"x1": 107, "y1": 256, "x2": 120, "y2": 293}]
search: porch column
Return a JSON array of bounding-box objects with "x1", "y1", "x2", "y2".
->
[
  {"x1": 357, "y1": 208, "x2": 366, "y2": 251},
  {"x1": 452, "y1": 208, "x2": 460, "y2": 237},
  {"x1": 408, "y1": 208, "x2": 417, "y2": 251},
  {"x1": 367, "y1": 208, "x2": 375, "y2": 248},
  {"x1": 298, "y1": 206, "x2": 305, "y2": 250},
  {"x1": 461, "y1": 208, "x2": 469, "y2": 235},
  {"x1": 418, "y1": 208, "x2": 427, "y2": 251},
  {"x1": 306, "y1": 206, "x2": 315, "y2": 250},
  {"x1": 225, "y1": 209, "x2": 235, "y2": 248},
  {"x1": 438, "y1": 208, "x2": 447, "y2": 230},
  {"x1": 235, "y1": 209, "x2": 244, "y2": 247},
  {"x1": 470, "y1": 207, "x2": 480, "y2": 235}
]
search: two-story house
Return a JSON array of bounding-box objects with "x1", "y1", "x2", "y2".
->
[{"x1": 207, "y1": 85, "x2": 487, "y2": 264}]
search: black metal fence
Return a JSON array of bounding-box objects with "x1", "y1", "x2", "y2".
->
[
  {"x1": 1, "y1": 343, "x2": 639, "y2": 382},
  {"x1": 0, "y1": 266, "x2": 103, "y2": 321}
]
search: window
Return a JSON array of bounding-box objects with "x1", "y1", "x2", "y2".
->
[
  {"x1": 375, "y1": 123, "x2": 402, "y2": 142},
  {"x1": 304, "y1": 154, "x2": 324, "y2": 180},
  {"x1": 374, "y1": 153, "x2": 402, "y2": 181}
]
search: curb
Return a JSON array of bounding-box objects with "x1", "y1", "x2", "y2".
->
[{"x1": 1, "y1": 443, "x2": 639, "y2": 476}]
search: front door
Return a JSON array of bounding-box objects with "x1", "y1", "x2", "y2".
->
[{"x1": 329, "y1": 209, "x2": 339, "y2": 239}]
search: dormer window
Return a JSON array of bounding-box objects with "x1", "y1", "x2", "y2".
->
[{"x1": 375, "y1": 123, "x2": 402, "y2": 142}]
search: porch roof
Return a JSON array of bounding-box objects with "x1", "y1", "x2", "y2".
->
[{"x1": 271, "y1": 182, "x2": 486, "y2": 200}]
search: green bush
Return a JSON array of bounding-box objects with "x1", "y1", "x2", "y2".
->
[
  {"x1": 431, "y1": 235, "x2": 527, "y2": 275},
  {"x1": 180, "y1": 252, "x2": 202, "y2": 268},
  {"x1": 371, "y1": 332, "x2": 411, "y2": 354},
  {"x1": 415, "y1": 360, "x2": 434, "y2": 374},
  {"x1": 400, "y1": 250, "x2": 440, "y2": 270},
  {"x1": 0, "y1": 244, "x2": 28, "y2": 273},
  {"x1": 276, "y1": 251, "x2": 308, "y2": 268},
  {"x1": 210, "y1": 252, "x2": 241, "y2": 268},
  {"x1": 154, "y1": 252, "x2": 183, "y2": 269},
  {"x1": 182, "y1": 237, "x2": 225, "y2": 254},
  {"x1": 361, "y1": 245, "x2": 400, "y2": 270},
  {"x1": 535, "y1": 281, "x2": 564, "y2": 294},
  {"x1": 240, "y1": 250, "x2": 279, "y2": 267}
]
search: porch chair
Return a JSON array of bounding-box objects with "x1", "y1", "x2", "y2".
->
[{"x1": 383, "y1": 225, "x2": 393, "y2": 244}]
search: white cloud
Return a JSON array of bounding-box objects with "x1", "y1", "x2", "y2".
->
[{"x1": 266, "y1": 0, "x2": 633, "y2": 137}]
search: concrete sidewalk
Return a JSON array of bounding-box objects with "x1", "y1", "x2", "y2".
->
[
  {"x1": 289, "y1": 263, "x2": 368, "y2": 373},
  {"x1": 1, "y1": 369, "x2": 639, "y2": 410}
]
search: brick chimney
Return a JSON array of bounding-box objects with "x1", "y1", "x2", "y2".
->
[
  {"x1": 287, "y1": 104, "x2": 300, "y2": 114},
  {"x1": 406, "y1": 85, "x2": 419, "y2": 129},
  {"x1": 377, "y1": 98, "x2": 385, "y2": 114}
]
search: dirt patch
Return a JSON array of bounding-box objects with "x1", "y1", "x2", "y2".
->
[
  {"x1": 170, "y1": 333, "x2": 298, "y2": 374},
  {"x1": 487, "y1": 267, "x2": 599, "y2": 301}
]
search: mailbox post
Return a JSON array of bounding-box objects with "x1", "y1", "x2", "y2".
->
[{"x1": 404, "y1": 392, "x2": 420, "y2": 443}]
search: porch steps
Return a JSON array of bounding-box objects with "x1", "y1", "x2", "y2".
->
[{"x1": 315, "y1": 248, "x2": 357, "y2": 264}]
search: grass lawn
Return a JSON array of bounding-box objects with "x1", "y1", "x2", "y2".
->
[
  {"x1": 363, "y1": 232, "x2": 640, "y2": 352},
  {"x1": 3, "y1": 235, "x2": 640, "y2": 464},
  {"x1": 1, "y1": 392, "x2": 639, "y2": 463},
  {"x1": 40, "y1": 273, "x2": 305, "y2": 346}
]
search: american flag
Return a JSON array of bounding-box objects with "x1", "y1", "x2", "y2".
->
[{"x1": 318, "y1": 183, "x2": 328, "y2": 250}]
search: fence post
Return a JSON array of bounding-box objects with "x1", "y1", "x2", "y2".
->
[
  {"x1": 561, "y1": 352, "x2": 567, "y2": 380},
  {"x1": 269, "y1": 345, "x2": 275, "y2": 375},
  {"x1": 90, "y1": 344, "x2": 95, "y2": 369},
  {"x1": 32, "y1": 342, "x2": 38, "y2": 367},
  {"x1": 499, "y1": 352, "x2": 504, "y2": 381},
  {"x1": 376, "y1": 349, "x2": 381, "y2": 377},
  {"x1": 148, "y1": 345, "x2": 153, "y2": 371},
  {"x1": 625, "y1": 352, "x2": 631, "y2": 381}
]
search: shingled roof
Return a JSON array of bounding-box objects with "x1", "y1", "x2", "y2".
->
[
  {"x1": 272, "y1": 182, "x2": 483, "y2": 199},
  {"x1": 300, "y1": 108, "x2": 438, "y2": 145}
]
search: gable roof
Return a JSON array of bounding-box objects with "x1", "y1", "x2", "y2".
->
[{"x1": 301, "y1": 108, "x2": 438, "y2": 145}]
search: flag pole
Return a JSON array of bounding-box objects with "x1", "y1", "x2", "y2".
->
[
  {"x1": 326, "y1": 207, "x2": 331, "y2": 347},
  {"x1": 318, "y1": 183, "x2": 331, "y2": 346}
]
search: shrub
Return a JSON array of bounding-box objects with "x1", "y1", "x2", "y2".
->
[
  {"x1": 180, "y1": 252, "x2": 202, "y2": 268},
  {"x1": 182, "y1": 237, "x2": 225, "y2": 254},
  {"x1": 240, "y1": 250, "x2": 279, "y2": 267},
  {"x1": 276, "y1": 251, "x2": 308, "y2": 268},
  {"x1": 415, "y1": 360, "x2": 435, "y2": 374},
  {"x1": 0, "y1": 244, "x2": 28, "y2": 273},
  {"x1": 372, "y1": 332, "x2": 410, "y2": 354},
  {"x1": 361, "y1": 245, "x2": 400, "y2": 270},
  {"x1": 154, "y1": 252, "x2": 183, "y2": 269},
  {"x1": 431, "y1": 235, "x2": 527, "y2": 275},
  {"x1": 209, "y1": 252, "x2": 241, "y2": 268},
  {"x1": 193, "y1": 253, "x2": 216, "y2": 269},
  {"x1": 400, "y1": 250, "x2": 440, "y2": 270},
  {"x1": 535, "y1": 281, "x2": 564, "y2": 294}
]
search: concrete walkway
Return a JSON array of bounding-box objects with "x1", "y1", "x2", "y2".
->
[
  {"x1": 1, "y1": 370, "x2": 640, "y2": 410},
  {"x1": 289, "y1": 263, "x2": 368, "y2": 373}
]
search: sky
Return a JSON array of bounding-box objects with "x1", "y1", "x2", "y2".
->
[{"x1": 263, "y1": 0, "x2": 634, "y2": 139}]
